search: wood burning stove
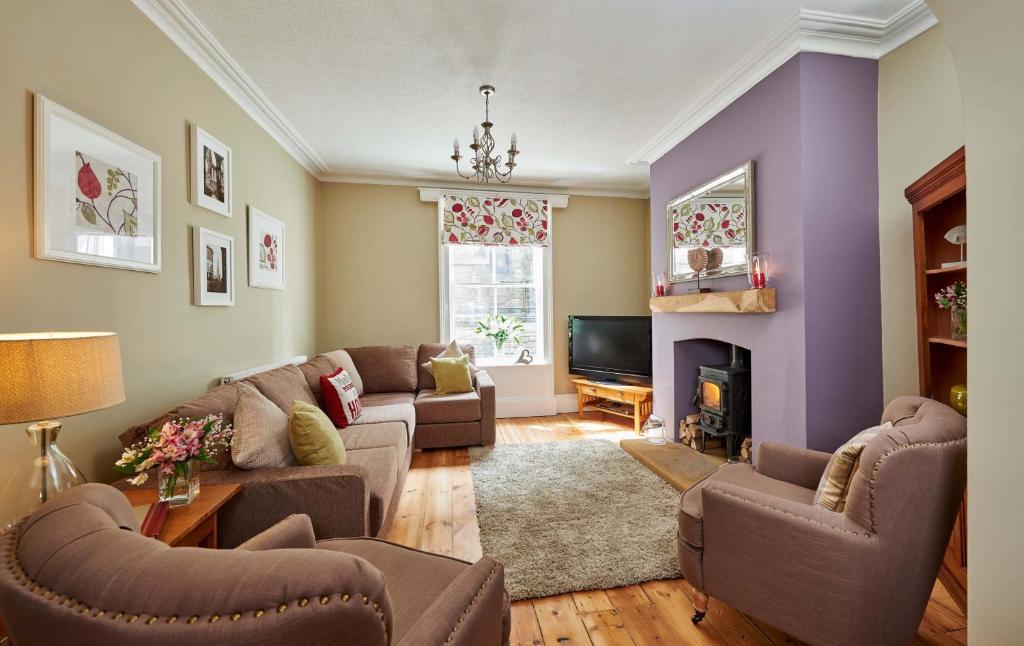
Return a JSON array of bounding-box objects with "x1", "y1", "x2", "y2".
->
[{"x1": 692, "y1": 345, "x2": 751, "y2": 457}]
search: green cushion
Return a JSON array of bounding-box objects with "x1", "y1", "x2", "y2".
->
[
  {"x1": 430, "y1": 355, "x2": 474, "y2": 395},
  {"x1": 288, "y1": 400, "x2": 347, "y2": 466}
]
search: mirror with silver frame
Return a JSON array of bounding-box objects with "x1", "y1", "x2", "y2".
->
[{"x1": 666, "y1": 161, "x2": 754, "y2": 283}]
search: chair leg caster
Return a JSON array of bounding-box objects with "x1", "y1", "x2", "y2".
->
[{"x1": 692, "y1": 589, "x2": 709, "y2": 625}]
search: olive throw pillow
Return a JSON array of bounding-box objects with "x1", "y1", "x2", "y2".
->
[
  {"x1": 430, "y1": 355, "x2": 474, "y2": 395},
  {"x1": 812, "y1": 420, "x2": 893, "y2": 512},
  {"x1": 288, "y1": 400, "x2": 347, "y2": 466}
]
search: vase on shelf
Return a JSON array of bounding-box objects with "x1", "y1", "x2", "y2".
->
[
  {"x1": 158, "y1": 460, "x2": 200, "y2": 507},
  {"x1": 950, "y1": 308, "x2": 967, "y2": 341},
  {"x1": 949, "y1": 384, "x2": 967, "y2": 416}
]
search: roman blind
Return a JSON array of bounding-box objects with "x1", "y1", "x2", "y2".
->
[{"x1": 443, "y1": 195, "x2": 550, "y2": 246}]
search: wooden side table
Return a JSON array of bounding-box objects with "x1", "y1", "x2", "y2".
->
[
  {"x1": 123, "y1": 484, "x2": 240, "y2": 548},
  {"x1": 572, "y1": 377, "x2": 654, "y2": 435}
]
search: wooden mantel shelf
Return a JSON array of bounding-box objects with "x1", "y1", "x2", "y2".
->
[{"x1": 650, "y1": 288, "x2": 776, "y2": 314}]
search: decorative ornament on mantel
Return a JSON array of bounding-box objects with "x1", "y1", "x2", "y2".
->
[{"x1": 451, "y1": 85, "x2": 520, "y2": 184}]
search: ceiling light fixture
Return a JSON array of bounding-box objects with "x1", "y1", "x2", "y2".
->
[{"x1": 451, "y1": 85, "x2": 519, "y2": 184}]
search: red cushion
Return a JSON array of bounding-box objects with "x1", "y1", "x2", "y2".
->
[{"x1": 319, "y1": 368, "x2": 363, "y2": 428}]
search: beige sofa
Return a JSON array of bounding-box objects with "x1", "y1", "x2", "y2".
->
[
  {"x1": 118, "y1": 344, "x2": 495, "y2": 548},
  {"x1": 0, "y1": 484, "x2": 510, "y2": 645}
]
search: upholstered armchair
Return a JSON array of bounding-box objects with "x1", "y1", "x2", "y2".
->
[
  {"x1": 0, "y1": 484, "x2": 510, "y2": 645},
  {"x1": 677, "y1": 396, "x2": 967, "y2": 646}
]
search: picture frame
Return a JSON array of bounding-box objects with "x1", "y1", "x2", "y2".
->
[
  {"x1": 193, "y1": 226, "x2": 235, "y2": 306},
  {"x1": 190, "y1": 124, "x2": 232, "y2": 217},
  {"x1": 34, "y1": 94, "x2": 162, "y2": 272},
  {"x1": 247, "y1": 206, "x2": 285, "y2": 290}
]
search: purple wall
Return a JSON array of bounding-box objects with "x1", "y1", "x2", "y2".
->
[{"x1": 649, "y1": 53, "x2": 881, "y2": 452}]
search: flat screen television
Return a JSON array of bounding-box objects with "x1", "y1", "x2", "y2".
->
[{"x1": 568, "y1": 315, "x2": 652, "y2": 384}]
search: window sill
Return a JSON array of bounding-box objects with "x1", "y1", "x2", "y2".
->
[{"x1": 476, "y1": 360, "x2": 551, "y2": 369}]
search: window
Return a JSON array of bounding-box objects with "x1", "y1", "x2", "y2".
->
[{"x1": 441, "y1": 243, "x2": 549, "y2": 365}]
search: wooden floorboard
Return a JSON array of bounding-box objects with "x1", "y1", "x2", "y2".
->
[{"x1": 385, "y1": 413, "x2": 967, "y2": 645}]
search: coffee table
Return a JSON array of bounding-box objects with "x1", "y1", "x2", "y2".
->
[{"x1": 122, "y1": 484, "x2": 240, "y2": 548}]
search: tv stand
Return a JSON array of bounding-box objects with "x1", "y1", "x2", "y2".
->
[{"x1": 571, "y1": 377, "x2": 654, "y2": 435}]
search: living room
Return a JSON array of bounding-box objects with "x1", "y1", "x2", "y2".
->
[{"x1": 0, "y1": 1, "x2": 1020, "y2": 645}]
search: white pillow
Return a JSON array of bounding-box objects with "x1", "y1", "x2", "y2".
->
[
  {"x1": 421, "y1": 340, "x2": 479, "y2": 376},
  {"x1": 231, "y1": 383, "x2": 297, "y2": 469}
]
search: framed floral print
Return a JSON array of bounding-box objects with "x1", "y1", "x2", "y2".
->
[
  {"x1": 247, "y1": 206, "x2": 285, "y2": 290},
  {"x1": 190, "y1": 125, "x2": 232, "y2": 217},
  {"x1": 34, "y1": 95, "x2": 161, "y2": 272},
  {"x1": 193, "y1": 227, "x2": 235, "y2": 306}
]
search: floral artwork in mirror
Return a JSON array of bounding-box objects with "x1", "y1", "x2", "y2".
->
[{"x1": 666, "y1": 161, "x2": 754, "y2": 283}]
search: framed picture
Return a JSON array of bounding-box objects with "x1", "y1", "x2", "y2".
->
[
  {"x1": 190, "y1": 125, "x2": 232, "y2": 217},
  {"x1": 193, "y1": 227, "x2": 235, "y2": 306},
  {"x1": 34, "y1": 94, "x2": 161, "y2": 272},
  {"x1": 247, "y1": 206, "x2": 285, "y2": 290}
]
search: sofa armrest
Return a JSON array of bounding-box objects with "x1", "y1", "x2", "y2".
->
[
  {"x1": 475, "y1": 370, "x2": 496, "y2": 445},
  {"x1": 755, "y1": 442, "x2": 833, "y2": 489},
  {"x1": 200, "y1": 464, "x2": 372, "y2": 547},
  {"x1": 397, "y1": 558, "x2": 508, "y2": 646},
  {"x1": 236, "y1": 513, "x2": 317, "y2": 550}
]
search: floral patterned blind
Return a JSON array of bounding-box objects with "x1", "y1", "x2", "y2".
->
[
  {"x1": 443, "y1": 195, "x2": 550, "y2": 246},
  {"x1": 670, "y1": 197, "x2": 747, "y2": 249}
]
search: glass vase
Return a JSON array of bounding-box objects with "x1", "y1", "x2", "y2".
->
[
  {"x1": 643, "y1": 415, "x2": 666, "y2": 445},
  {"x1": 950, "y1": 308, "x2": 967, "y2": 341},
  {"x1": 158, "y1": 460, "x2": 200, "y2": 507}
]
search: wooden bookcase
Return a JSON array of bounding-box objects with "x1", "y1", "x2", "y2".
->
[{"x1": 905, "y1": 146, "x2": 967, "y2": 612}]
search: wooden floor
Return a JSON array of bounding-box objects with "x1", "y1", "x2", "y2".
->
[{"x1": 385, "y1": 413, "x2": 967, "y2": 645}]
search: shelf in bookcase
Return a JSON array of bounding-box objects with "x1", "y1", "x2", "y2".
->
[
  {"x1": 926, "y1": 264, "x2": 967, "y2": 275},
  {"x1": 929, "y1": 336, "x2": 967, "y2": 349}
]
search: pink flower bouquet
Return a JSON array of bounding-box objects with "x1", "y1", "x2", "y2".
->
[{"x1": 115, "y1": 415, "x2": 232, "y2": 493}]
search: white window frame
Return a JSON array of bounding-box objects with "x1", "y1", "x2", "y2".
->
[{"x1": 435, "y1": 194, "x2": 556, "y2": 368}]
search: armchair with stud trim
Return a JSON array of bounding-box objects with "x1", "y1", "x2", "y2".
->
[
  {"x1": 677, "y1": 396, "x2": 966, "y2": 646},
  {"x1": 0, "y1": 484, "x2": 510, "y2": 645}
]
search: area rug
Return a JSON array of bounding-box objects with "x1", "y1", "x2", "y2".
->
[{"x1": 469, "y1": 440, "x2": 682, "y2": 600}]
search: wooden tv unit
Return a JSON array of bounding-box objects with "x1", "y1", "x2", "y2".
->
[{"x1": 571, "y1": 377, "x2": 653, "y2": 435}]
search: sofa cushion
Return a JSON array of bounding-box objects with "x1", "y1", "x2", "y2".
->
[
  {"x1": 431, "y1": 356, "x2": 474, "y2": 394},
  {"x1": 299, "y1": 350, "x2": 364, "y2": 399},
  {"x1": 340, "y1": 421, "x2": 410, "y2": 455},
  {"x1": 678, "y1": 463, "x2": 814, "y2": 548},
  {"x1": 231, "y1": 383, "x2": 296, "y2": 470},
  {"x1": 243, "y1": 364, "x2": 317, "y2": 413},
  {"x1": 812, "y1": 421, "x2": 893, "y2": 512},
  {"x1": 317, "y1": 538, "x2": 470, "y2": 644},
  {"x1": 289, "y1": 401, "x2": 347, "y2": 466},
  {"x1": 119, "y1": 382, "x2": 242, "y2": 470},
  {"x1": 345, "y1": 446, "x2": 399, "y2": 535},
  {"x1": 320, "y1": 368, "x2": 363, "y2": 429},
  {"x1": 346, "y1": 346, "x2": 417, "y2": 394},
  {"x1": 361, "y1": 392, "x2": 415, "y2": 407},
  {"x1": 351, "y1": 404, "x2": 416, "y2": 445},
  {"x1": 415, "y1": 389, "x2": 481, "y2": 424},
  {"x1": 417, "y1": 343, "x2": 476, "y2": 391}
]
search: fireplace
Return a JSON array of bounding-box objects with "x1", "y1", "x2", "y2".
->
[{"x1": 692, "y1": 344, "x2": 751, "y2": 457}]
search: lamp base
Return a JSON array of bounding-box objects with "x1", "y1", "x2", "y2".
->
[{"x1": 0, "y1": 421, "x2": 86, "y2": 531}]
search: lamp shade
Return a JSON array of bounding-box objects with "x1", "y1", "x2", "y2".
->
[{"x1": 0, "y1": 332, "x2": 125, "y2": 425}]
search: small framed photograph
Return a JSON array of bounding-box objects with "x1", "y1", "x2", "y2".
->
[
  {"x1": 247, "y1": 206, "x2": 285, "y2": 290},
  {"x1": 190, "y1": 125, "x2": 232, "y2": 217},
  {"x1": 34, "y1": 94, "x2": 161, "y2": 272},
  {"x1": 193, "y1": 227, "x2": 234, "y2": 306}
]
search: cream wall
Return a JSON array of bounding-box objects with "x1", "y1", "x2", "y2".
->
[
  {"x1": 877, "y1": 25, "x2": 964, "y2": 402},
  {"x1": 316, "y1": 184, "x2": 650, "y2": 395},
  {"x1": 927, "y1": 1, "x2": 1024, "y2": 641},
  {"x1": 0, "y1": 1, "x2": 318, "y2": 482}
]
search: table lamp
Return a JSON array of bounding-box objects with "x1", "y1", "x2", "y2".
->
[{"x1": 0, "y1": 332, "x2": 125, "y2": 530}]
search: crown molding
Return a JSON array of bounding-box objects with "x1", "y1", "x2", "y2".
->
[
  {"x1": 628, "y1": 0, "x2": 937, "y2": 165},
  {"x1": 322, "y1": 171, "x2": 650, "y2": 200},
  {"x1": 419, "y1": 187, "x2": 570, "y2": 209},
  {"x1": 131, "y1": 0, "x2": 329, "y2": 176}
]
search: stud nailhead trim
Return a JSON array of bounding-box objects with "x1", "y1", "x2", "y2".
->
[
  {"x1": 446, "y1": 563, "x2": 500, "y2": 643},
  {"x1": 1, "y1": 519, "x2": 388, "y2": 632}
]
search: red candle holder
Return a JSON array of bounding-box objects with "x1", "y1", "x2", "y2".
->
[{"x1": 748, "y1": 253, "x2": 768, "y2": 289}]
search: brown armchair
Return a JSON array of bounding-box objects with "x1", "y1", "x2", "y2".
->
[
  {"x1": 677, "y1": 396, "x2": 966, "y2": 646},
  {"x1": 0, "y1": 484, "x2": 510, "y2": 645}
]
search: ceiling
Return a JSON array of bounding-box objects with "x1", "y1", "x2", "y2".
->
[{"x1": 151, "y1": 0, "x2": 933, "y2": 196}]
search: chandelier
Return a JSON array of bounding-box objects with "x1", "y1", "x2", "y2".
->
[{"x1": 450, "y1": 85, "x2": 519, "y2": 184}]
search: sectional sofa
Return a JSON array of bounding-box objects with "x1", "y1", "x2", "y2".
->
[{"x1": 118, "y1": 343, "x2": 494, "y2": 548}]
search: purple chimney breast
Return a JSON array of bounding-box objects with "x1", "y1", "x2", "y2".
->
[{"x1": 649, "y1": 53, "x2": 882, "y2": 453}]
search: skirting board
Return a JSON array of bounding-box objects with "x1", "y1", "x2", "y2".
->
[{"x1": 497, "y1": 394, "x2": 580, "y2": 418}]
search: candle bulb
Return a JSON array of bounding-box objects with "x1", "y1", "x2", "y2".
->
[
  {"x1": 473, "y1": 126, "x2": 479, "y2": 143},
  {"x1": 511, "y1": 132, "x2": 517, "y2": 147},
  {"x1": 453, "y1": 138, "x2": 459, "y2": 152}
]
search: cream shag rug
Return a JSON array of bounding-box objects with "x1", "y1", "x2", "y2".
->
[{"x1": 469, "y1": 440, "x2": 682, "y2": 601}]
